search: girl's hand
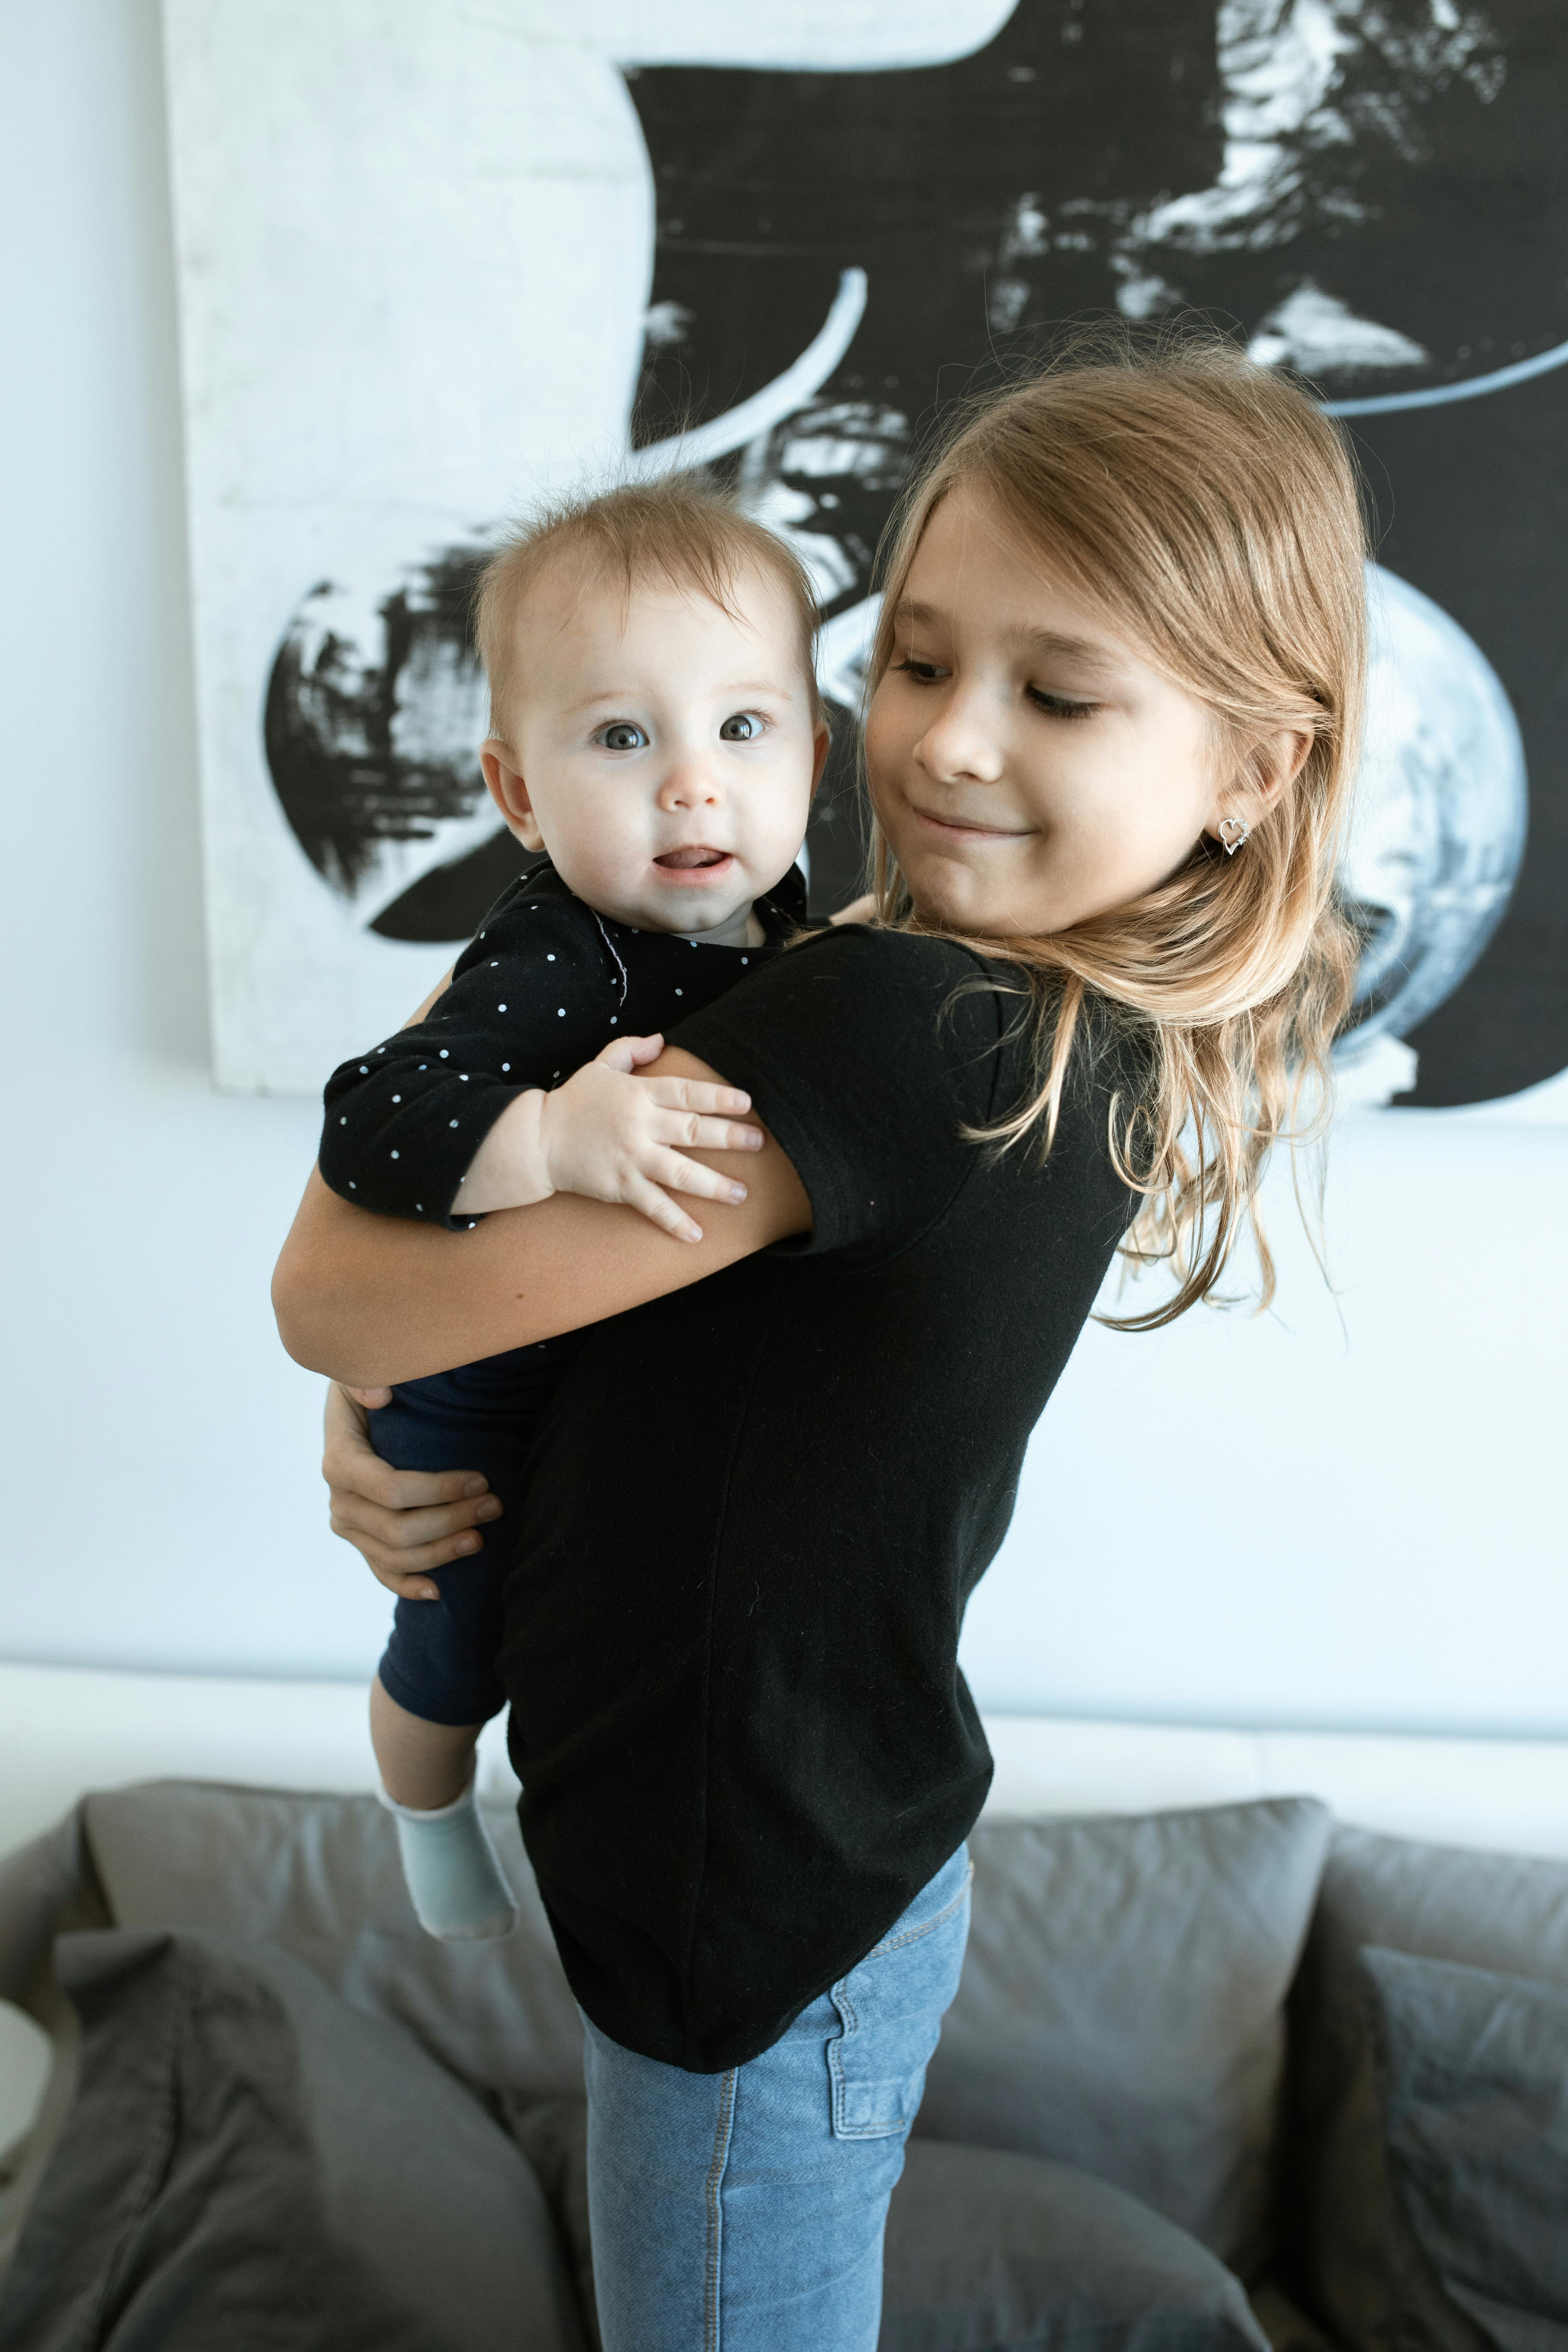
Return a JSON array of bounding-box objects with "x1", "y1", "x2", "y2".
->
[
  {"x1": 534, "y1": 1035, "x2": 765, "y2": 1243},
  {"x1": 322, "y1": 1381, "x2": 502, "y2": 1601}
]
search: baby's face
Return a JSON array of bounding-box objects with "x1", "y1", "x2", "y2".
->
[{"x1": 481, "y1": 561, "x2": 827, "y2": 935}]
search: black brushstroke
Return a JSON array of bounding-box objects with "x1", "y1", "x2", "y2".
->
[
  {"x1": 262, "y1": 0, "x2": 1568, "y2": 1100},
  {"x1": 265, "y1": 548, "x2": 490, "y2": 901},
  {"x1": 369, "y1": 827, "x2": 533, "y2": 942}
]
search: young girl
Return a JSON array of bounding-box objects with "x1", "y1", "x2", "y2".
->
[{"x1": 279, "y1": 335, "x2": 1365, "y2": 2352}]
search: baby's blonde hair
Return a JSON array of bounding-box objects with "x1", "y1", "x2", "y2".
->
[
  {"x1": 867, "y1": 330, "x2": 1367, "y2": 1325},
  {"x1": 474, "y1": 476, "x2": 823, "y2": 740}
]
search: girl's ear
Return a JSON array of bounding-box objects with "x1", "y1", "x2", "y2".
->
[
  {"x1": 481, "y1": 739, "x2": 545, "y2": 852},
  {"x1": 1208, "y1": 723, "x2": 1314, "y2": 842},
  {"x1": 1246, "y1": 724, "x2": 1315, "y2": 812}
]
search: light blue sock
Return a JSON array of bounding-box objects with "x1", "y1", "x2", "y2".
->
[{"x1": 380, "y1": 1778, "x2": 519, "y2": 1942}]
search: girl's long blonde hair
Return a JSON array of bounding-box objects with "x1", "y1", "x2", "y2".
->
[{"x1": 866, "y1": 331, "x2": 1368, "y2": 1327}]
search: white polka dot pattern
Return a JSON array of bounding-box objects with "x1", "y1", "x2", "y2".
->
[{"x1": 317, "y1": 863, "x2": 802, "y2": 1232}]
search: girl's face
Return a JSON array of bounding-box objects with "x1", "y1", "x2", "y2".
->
[{"x1": 864, "y1": 483, "x2": 1230, "y2": 938}]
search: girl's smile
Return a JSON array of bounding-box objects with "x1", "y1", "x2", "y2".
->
[{"x1": 909, "y1": 806, "x2": 1034, "y2": 842}]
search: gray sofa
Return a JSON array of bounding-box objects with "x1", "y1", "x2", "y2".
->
[{"x1": 0, "y1": 1781, "x2": 1564, "y2": 2350}]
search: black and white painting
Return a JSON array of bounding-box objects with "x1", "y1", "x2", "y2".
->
[{"x1": 165, "y1": 0, "x2": 1566, "y2": 1111}]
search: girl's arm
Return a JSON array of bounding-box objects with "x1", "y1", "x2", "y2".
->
[{"x1": 272, "y1": 1047, "x2": 811, "y2": 1391}]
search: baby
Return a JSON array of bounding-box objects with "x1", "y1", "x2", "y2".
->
[{"x1": 319, "y1": 479, "x2": 831, "y2": 1940}]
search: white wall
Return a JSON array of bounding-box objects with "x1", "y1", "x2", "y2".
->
[{"x1": 2, "y1": 0, "x2": 1564, "y2": 1732}]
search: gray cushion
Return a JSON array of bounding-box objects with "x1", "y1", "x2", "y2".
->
[
  {"x1": 0, "y1": 1807, "x2": 112, "y2": 2291},
  {"x1": 0, "y1": 1928, "x2": 586, "y2": 2352},
  {"x1": 76, "y1": 1780, "x2": 585, "y2": 2107},
  {"x1": 880, "y1": 2140, "x2": 1272, "y2": 2352},
  {"x1": 916, "y1": 1800, "x2": 1332, "y2": 2276},
  {"x1": 498, "y1": 2096, "x2": 602, "y2": 2352},
  {"x1": 1246, "y1": 2278, "x2": 1340, "y2": 2352},
  {"x1": 489, "y1": 2095, "x2": 1270, "y2": 2352},
  {"x1": 1361, "y1": 1946, "x2": 1568, "y2": 2352},
  {"x1": 1285, "y1": 1828, "x2": 1568, "y2": 2352}
]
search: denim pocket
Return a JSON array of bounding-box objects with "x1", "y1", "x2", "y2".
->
[{"x1": 827, "y1": 1846, "x2": 972, "y2": 2140}]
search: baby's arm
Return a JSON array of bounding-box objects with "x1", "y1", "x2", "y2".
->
[
  {"x1": 320, "y1": 886, "x2": 764, "y2": 1241},
  {"x1": 460, "y1": 1035, "x2": 762, "y2": 1244},
  {"x1": 319, "y1": 895, "x2": 615, "y2": 1229}
]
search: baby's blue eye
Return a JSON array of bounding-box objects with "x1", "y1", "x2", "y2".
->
[
  {"x1": 600, "y1": 722, "x2": 647, "y2": 751},
  {"x1": 720, "y1": 712, "x2": 761, "y2": 742}
]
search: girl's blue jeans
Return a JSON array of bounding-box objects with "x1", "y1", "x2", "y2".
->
[{"x1": 580, "y1": 1842, "x2": 972, "y2": 2352}]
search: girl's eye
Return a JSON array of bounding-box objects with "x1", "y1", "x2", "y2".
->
[
  {"x1": 597, "y1": 721, "x2": 648, "y2": 751},
  {"x1": 1029, "y1": 689, "x2": 1097, "y2": 722},
  {"x1": 894, "y1": 657, "x2": 947, "y2": 685},
  {"x1": 719, "y1": 712, "x2": 763, "y2": 742}
]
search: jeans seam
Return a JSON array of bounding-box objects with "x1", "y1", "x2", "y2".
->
[
  {"x1": 703, "y1": 2067, "x2": 737, "y2": 2350},
  {"x1": 827, "y1": 1863, "x2": 972, "y2": 2137},
  {"x1": 828, "y1": 1983, "x2": 859, "y2": 2133}
]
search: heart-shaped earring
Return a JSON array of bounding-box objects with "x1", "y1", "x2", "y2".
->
[{"x1": 1217, "y1": 816, "x2": 1250, "y2": 857}]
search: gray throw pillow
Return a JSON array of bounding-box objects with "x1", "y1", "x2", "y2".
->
[
  {"x1": 490, "y1": 2094, "x2": 1269, "y2": 2352},
  {"x1": 76, "y1": 1780, "x2": 585, "y2": 2108},
  {"x1": 916, "y1": 1800, "x2": 1332, "y2": 2276},
  {"x1": 499, "y1": 2095, "x2": 602, "y2": 2352},
  {"x1": 0, "y1": 1928, "x2": 587, "y2": 2352},
  {"x1": 880, "y1": 2141, "x2": 1272, "y2": 2352},
  {"x1": 1284, "y1": 1828, "x2": 1568, "y2": 2352},
  {"x1": 1361, "y1": 1946, "x2": 1568, "y2": 2352}
]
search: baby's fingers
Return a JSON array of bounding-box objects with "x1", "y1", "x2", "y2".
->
[
  {"x1": 657, "y1": 1112, "x2": 764, "y2": 1154},
  {"x1": 644, "y1": 1076, "x2": 754, "y2": 1120},
  {"x1": 647, "y1": 1148, "x2": 748, "y2": 1209},
  {"x1": 594, "y1": 1032, "x2": 664, "y2": 1073},
  {"x1": 624, "y1": 1173, "x2": 705, "y2": 1244}
]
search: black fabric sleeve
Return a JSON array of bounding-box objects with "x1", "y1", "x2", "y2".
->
[
  {"x1": 669, "y1": 926, "x2": 1009, "y2": 1264},
  {"x1": 318, "y1": 897, "x2": 624, "y2": 1228}
]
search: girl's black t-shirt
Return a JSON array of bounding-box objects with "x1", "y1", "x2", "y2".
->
[{"x1": 497, "y1": 924, "x2": 1138, "y2": 2073}]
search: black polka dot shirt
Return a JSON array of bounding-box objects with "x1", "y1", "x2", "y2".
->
[{"x1": 320, "y1": 859, "x2": 807, "y2": 1230}]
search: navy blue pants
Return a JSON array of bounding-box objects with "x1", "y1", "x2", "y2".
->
[{"x1": 371, "y1": 1333, "x2": 586, "y2": 1726}]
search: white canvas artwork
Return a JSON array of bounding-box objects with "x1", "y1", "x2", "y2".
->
[
  {"x1": 163, "y1": 0, "x2": 1566, "y2": 1110},
  {"x1": 161, "y1": 0, "x2": 1014, "y2": 1091}
]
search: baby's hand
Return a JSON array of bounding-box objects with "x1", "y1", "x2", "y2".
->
[{"x1": 537, "y1": 1036, "x2": 764, "y2": 1242}]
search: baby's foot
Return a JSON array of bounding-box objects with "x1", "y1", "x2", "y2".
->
[{"x1": 380, "y1": 1779, "x2": 519, "y2": 1941}]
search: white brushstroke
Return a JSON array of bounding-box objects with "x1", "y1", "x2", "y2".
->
[
  {"x1": 624, "y1": 269, "x2": 868, "y2": 480},
  {"x1": 816, "y1": 594, "x2": 882, "y2": 714},
  {"x1": 1126, "y1": 0, "x2": 1359, "y2": 258},
  {"x1": 1124, "y1": 0, "x2": 1501, "y2": 264},
  {"x1": 1248, "y1": 282, "x2": 1427, "y2": 375},
  {"x1": 1337, "y1": 563, "x2": 1527, "y2": 1058},
  {"x1": 744, "y1": 479, "x2": 861, "y2": 605}
]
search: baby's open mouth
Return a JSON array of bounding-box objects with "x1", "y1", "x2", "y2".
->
[{"x1": 654, "y1": 847, "x2": 732, "y2": 870}]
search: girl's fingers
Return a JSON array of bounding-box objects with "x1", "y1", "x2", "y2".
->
[
  {"x1": 324, "y1": 1383, "x2": 490, "y2": 1511},
  {"x1": 381, "y1": 1572, "x2": 443, "y2": 1600},
  {"x1": 624, "y1": 1173, "x2": 704, "y2": 1244},
  {"x1": 329, "y1": 1523, "x2": 482, "y2": 1596},
  {"x1": 650, "y1": 1149, "x2": 748, "y2": 1207},
  {"x1": 341, "y1": 1463, "x2": 494, "y2": 1514},
  {"x1": 330, "y1": 1529, "x2": 462, "y2": 1599},
  {"x1": 322, "y1": 1377, "x2": 500, "y2": 1600},
  {"x1": 329, "y1": 1490, "x2": 501, "y2": 1553},
  {"x1": 323, "y1": 1435, "x2": 494, "y2": 1514},
  {"x1": 378, "y1": 1468, "x2": 497, "y2": 1513}
]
